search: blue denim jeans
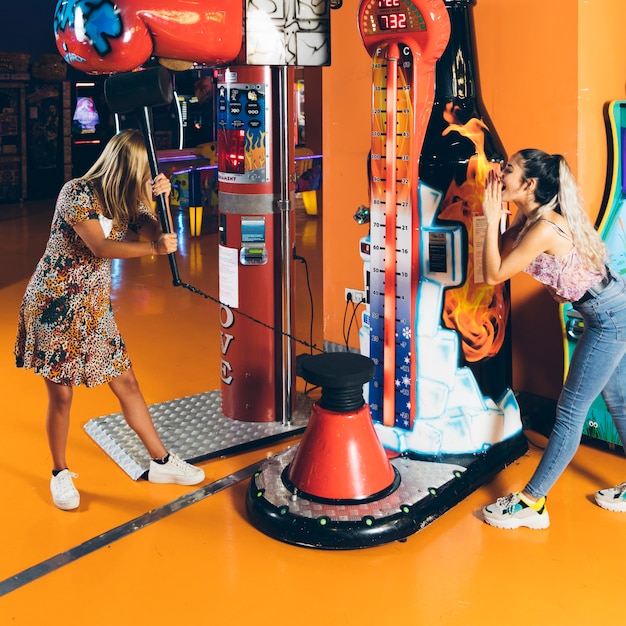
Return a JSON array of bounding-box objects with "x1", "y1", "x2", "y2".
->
[{"x1": 525, "y1": 268, "x2": 626, "y2": 499}]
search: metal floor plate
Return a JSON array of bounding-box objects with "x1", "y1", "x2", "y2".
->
[{"x1": 84, "y1": 390, "x2": 312, "y2": 480}]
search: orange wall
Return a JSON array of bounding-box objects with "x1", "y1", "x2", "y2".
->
[
  {"x1": 321, "y1": 0, "x2": 626, "y2": 400},
  {"x1": 321, "y1": 8, "x2": 372, "y2": 345}
]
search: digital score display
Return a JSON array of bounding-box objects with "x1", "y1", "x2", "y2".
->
[
  {"x1": 360, "y1": 0, "x2": 426, "y2": 37},
  {"x1": 377, "y1": 13, "x2": 407, "y2": 30},
  {"x1": 377, "y1": 0, "x2": 407, "y2": 30}
]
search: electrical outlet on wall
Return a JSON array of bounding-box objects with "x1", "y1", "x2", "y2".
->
[{"x1": 345, "y1": 288, "x2": 366, "y2": 303}]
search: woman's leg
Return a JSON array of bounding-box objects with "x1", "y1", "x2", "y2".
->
[
  {"x1": 44, "y1": 378, "x2": 74, "y2": 470},
  {"x1": 108, "y1": 368, "x2": 167, "y2": 459},
  {"x1": 525, "y1": 304, "x2": 626, "y2": 499},
  {"x1": 108, "y1": 367, "x2": 205, "y2": 485},
  {"x1": 600, "y1": 352, "x2": 626, "y2": 455}
]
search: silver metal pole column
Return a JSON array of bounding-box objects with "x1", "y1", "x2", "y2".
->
[{"x1": 276, "y1": 66, "x2": 294, "y2": 425}]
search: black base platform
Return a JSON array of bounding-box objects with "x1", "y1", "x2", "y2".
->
[{"x1": 246, "y1": 432, "x2": 528, "y2": 549}]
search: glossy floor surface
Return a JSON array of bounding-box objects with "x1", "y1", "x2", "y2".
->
[{"x1": 2, "y1": 199, "x2": 626, "y2": 625}]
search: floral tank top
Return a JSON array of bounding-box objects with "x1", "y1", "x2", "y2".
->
[{"x1": 522, "y1": 220, "x2": 606, "y2": 303}]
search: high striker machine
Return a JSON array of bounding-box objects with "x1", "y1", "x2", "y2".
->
[
  {"x1": 54, "y1": 0, "x2": 528, "y2": 547},
  {"x1": 247, "y1": 0, "x2": 527, "y2": 549}
]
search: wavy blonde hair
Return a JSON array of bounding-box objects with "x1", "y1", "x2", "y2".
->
[
  {"x1": 516, "y1": 149, "x2": 607, "y2": 272},
  {"x1": 82, "y1": 129, "x2": 151, "y2": 227}
]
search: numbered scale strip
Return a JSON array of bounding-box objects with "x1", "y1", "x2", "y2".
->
[{"x1": 369, "y1": 43, "x2": 417, "y2": 429}]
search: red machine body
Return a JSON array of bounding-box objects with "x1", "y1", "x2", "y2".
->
[
  {"x1": 53, "y1": 0, "x2": 243, "y2": 74},
  {"x1": 217, "y1": 65, "x2": 296, "y2": 422}
]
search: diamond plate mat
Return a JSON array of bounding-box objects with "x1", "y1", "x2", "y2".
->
[
  {"x1": 254, "y1": 446, "x2": 465, "y2": 520},
  {"x1": 84, "y1": 390, "x2": 312, "y2": 480}
]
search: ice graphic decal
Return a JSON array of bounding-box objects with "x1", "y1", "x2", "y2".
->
[{"x1": 373, "y1": 181, "x2": 522, "y2": 456}]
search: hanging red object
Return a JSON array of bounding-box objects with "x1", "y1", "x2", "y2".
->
[{"x1": 53, "y1": 0, "x2": 243, "y2": 74}]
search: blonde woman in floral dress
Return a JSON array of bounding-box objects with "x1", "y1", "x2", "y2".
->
[{"x1": 15, "y1": 129, "x2": 204, "y2": 511}]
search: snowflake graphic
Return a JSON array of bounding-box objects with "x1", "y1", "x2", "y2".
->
[
  {"x1": 402, "y1": 325, "x2": 411, "y2": 340},
  {"x1": 402, "y1": 375, "x2": 410, "y2": 387}
]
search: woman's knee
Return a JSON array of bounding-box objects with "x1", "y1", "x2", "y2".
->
[
  {"x1": 108, "y1": 368, "x2": 141, "y2": 398},
  {"x1": 45, "y1": 378, "x2": 73, "y2": 410}
]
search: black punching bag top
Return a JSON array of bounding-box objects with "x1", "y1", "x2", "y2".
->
[{"x1": 300, "y1": 352, "x2": 375, "y2": 413}]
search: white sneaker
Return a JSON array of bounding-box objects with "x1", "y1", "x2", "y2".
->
[
  {"x1": 148, "y1": 453, "x2": 205, "y2": 486},
  {"x1": 482, "y1": 492, "x2": 550, "y2": 530},
  {"x1": 50, "y1": 469, "x2": 80, "y2": 510},
  {"x1": 595, "y1": 482, "x2": 626, "y2": 512}
]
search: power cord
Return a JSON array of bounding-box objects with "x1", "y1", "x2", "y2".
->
[
  {"x1": 343, "y1": 291, "x2": 365, "y2": 351},
  {"x1": 293, "y1": 250, "x2": 315, "y2": 357}
]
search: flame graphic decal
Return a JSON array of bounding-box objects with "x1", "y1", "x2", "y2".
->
[
  {"x1": 437, "y1": 107, "x2": 509, "y2": 362},
  {"x1": 245, "y1": 129, "x2": 267, "y2": 171}
]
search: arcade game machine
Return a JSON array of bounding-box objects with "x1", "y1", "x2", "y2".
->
[
  {"x1": 215, "y1": 0, "x2": 332, "y2": 424},
  {"x1": 52, "y1": 0, "x2": 332, "y2": 478},
  {"x1": 53, "y1": 0, "x2": 525, "y2": 548},
  {"x1": 361, "y1": 0, "x2": 523, "y2": 456},
  {"x1": 69, "y1": 77, "x2": 109, "y2": 177},
  {"x1": 109, "y1": 69, "x2": 218, "y2": 234},
  {"x1": 562, "y1": 100, "x2": 626, "y2": 448},
  {"x1": 246, "y1": 0, "x2": 526, "y2": 549},
  {"x1": 159, "y1": 70, "x2": 220, "y2": 236}
]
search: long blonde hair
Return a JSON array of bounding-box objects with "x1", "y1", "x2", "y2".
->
[
  {"x1": 516, "y1": 149, "x2": 607, "y2": 272},
  {"x1": 82, "y1": 129, "x2": 152, "y2": 227}
]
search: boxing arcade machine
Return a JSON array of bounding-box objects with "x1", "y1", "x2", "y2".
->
[
  {"x1": 215, "y1": 0, "x2": 333, "y2": 426},
  {"x1": 53, "y1": 0, "x2": 330, "y2": 479}
]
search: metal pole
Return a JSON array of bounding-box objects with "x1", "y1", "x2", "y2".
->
[
  {"x1": 137, "y1": 106, "x2": 182, "y2": 287},
  {"x1": 276, "y1": 66, "x2": 293, "y2": 425}
]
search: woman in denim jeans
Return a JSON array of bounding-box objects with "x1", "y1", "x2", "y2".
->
[{"x1": 480, "y1": 149, "x2": 626, "y2": 529}]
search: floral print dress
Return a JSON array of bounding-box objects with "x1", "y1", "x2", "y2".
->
[{"x1": 15, "y1": 178, "x2": 156, "y2": 387}]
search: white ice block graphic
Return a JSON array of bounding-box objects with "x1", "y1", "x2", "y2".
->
[{"x1": 373, "y1": 182, "x2": 522, "y2": 455}]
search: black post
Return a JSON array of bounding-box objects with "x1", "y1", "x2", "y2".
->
[{"x1": 136, "y1": 106, "x2": 182, "y2": 286}]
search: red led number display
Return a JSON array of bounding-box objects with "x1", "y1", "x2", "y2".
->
[{"x1": 377, "y1": 12, "x2": 407, "y2": 30}]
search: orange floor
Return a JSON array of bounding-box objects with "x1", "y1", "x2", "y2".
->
[{"x1": 1, "y1": 198, "x2": 626, "y2": 625}]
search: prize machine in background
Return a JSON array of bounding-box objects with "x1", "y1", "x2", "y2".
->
[
  {"x1": 69, "y1": 77, "x2": 109, "y2": 177},
  {"x1": 563, "y1": 100, "x2": 626, "y2": 448},
  {"x1": 159, "y1": 70, "x2": 219, "y2": 235},
  {"x1": 109, "y1": 68, "x2": 216, "y2": 150}
]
